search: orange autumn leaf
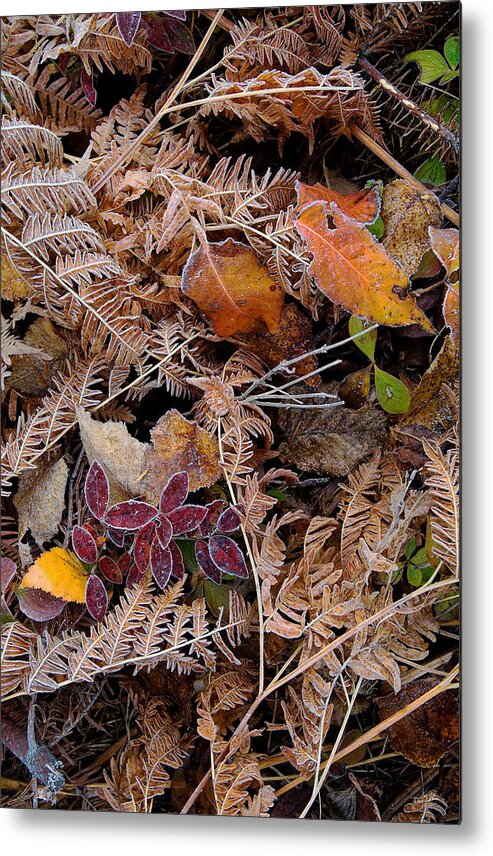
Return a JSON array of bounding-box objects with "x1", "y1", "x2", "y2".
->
[
  {"x1": 429, "y1": 226, "x2": 459, "y2": 276},
  {"x1": 429, "y1": 227, "x2": 460, "y2": 347},
  {"x1": 181, "y1": 237, "x2": 284, "y2": 337},
  {"x1": 296, "y1": 180, "x2": 381, "y2": 224},
  {"x1": 296, "y1": 201, "x2": 435, "y2": 332},
  {"x1": 444, "y1": 284, "x2": 460, "y2": 347},
  {"x1": 19, "y1": 546, "x2": 88, "y2": 603}
]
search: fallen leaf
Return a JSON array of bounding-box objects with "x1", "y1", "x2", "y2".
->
[
  {"x1": 296, "y1": 201, "x2": 434, "y2": 332},
  {"x1": 377, "y1": 678, "x2": 459, "y2": 767},
  {"x1": 144, "y1": 410, "x2": 221, "y2": 502},
  {"x1": 278, "y1": 390, "x2": 387, "y2": 476},
  {"x1": 209, "y1": 534, "x2": 248, "y2": 579},
  {"x1": 297, "y1": 180, "x2": 380, "y2": 223},
  {"x1": 104, "y1": 500, "x2": 158, "y2": 531},
  {"x1": 381, "y1": 180, "x2": 441, "y2": 276},
  {"x1": 78, "y1": 408, "x2": 149, "y2": 505},
  {"x1": 181, "y1": 237, "x2": 284, "y2": 337},
  {"x1": 429, "y1": 227, "x2": 459, "y2": 277},
  {"x1": 1, "y1": 256, "x2": 31, "y2": 300},
  {"x1": 10, "y1": 318, "x2": 68, "y2": 396},
  {"x1": 17, "y1": 587, "x2": 66, "y2": 621},
  {"x1": 443, "y1": 283, "x2": 459, "y2": 347},
  {"x1": 15, "y1": 457, "x2": 68, "y2": 548},
  {"x1": 72, "y1": 525, "x2": 98, "y2": 564},
  {"x1": 240, "y1": 302, "x2": 320, "y2": 386},
  {"x1": 19, "y1": 546, "x2": 88, "y2": 603},
  {"x1": 402, "y1": 336, "x2": 459, "y2": 431},
  {"x1": 85, "y1": 575, "x2": 108, "y2": 621}
]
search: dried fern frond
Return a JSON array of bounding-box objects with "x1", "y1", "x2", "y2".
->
[
  {"x1": 1, "y1": 575, "x2": 249, "y2": 699},
  {"x1": 423, "y1": 435, "x2": 459, "y2": 576},
  {"x1": 101, "y1": 698, "x2": 189, "y2": 812},
  {"x1": 199, "y1": 66, "x2": 382, "y2": 153},
  {"x1": 2, "y1": 354, "x2": 106, "y2": 489},
  {"x1": 1, "y1": 117, "x2": 64, "y2": 168}
]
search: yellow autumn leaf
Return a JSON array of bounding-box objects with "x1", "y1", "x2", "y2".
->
[{"x1": 19, "y1": 546, "x2": 88, "y2": 603}]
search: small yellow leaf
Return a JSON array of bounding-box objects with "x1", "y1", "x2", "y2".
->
[{"x1": 19, "y1": 547, "x2": 88, "y2": 603}]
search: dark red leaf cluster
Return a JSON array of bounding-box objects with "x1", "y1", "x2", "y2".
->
[{"x1": 76, "y1": 463, "x2": 247, "y2": 619}]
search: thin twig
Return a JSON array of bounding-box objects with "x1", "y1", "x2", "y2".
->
[{"x1": 349, "y1": 126, "x2": 460, "y2": 227}]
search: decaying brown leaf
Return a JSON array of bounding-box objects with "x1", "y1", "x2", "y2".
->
[
  {"x1": 9, "y1": 318, "x2": 68, "y2": 396},
  {"x1": 377, "y1": 678, "x2": 459, "y2": 767},
  {"x1": 240, "y1": 302, "x2": 320, "y2": 386},
  {"x1": 77, "y1": 408, "x2": 149, "y2": 505},
  {"x1": 181, "y1": 237, "x2": 284, "y2": 337},
  {"x1": 15, "y1": 456, "x2": 68, "y2": 547},
  {"x1": 402, "y1": 336, "x2": 459, "y2": 431},
  {"x1": 144, "y1": 409, "x2": 221, "y2": 502},
  {"x1": 278, "y1": 393, "x2": 387, "y2": 475},
  {"x1": 381, "y1": 180, "x2": 442, "y2": 276}
]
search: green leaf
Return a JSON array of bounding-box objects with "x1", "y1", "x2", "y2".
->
[
  {"x1": 411, "y1": 547, "x2": 428, "y2": 566},
  {"x1": 444, "y1": 35, "x2": 460, "y2": 70},
  {"x1": 405, "y1": 49, "x2": 451, "y2": 84},
  {"x1": 407, "y1": 564, "x2": 423, "y2": 587},
  {"x1": 348, "y1": 315, "x2": 377, "y2": 362},
  {"x1": 267, "y1": 487, "x2": 288, "y2": 503},
  {"x1": 374, "y1": 367, "x2": 411, "y2": 415},
  {"x1": 175, "y1": 539, "x2": 198, "y2": 573},
  {"x1": 367, "y1": 215, "x2": 384, "y2": 239},
  {"x1": 414, "y1": 156, "x2": 446, "y2": 187},
  {"x1": 204, "y1": 579, "x2": 231, "y2": 617},
  {"x1": 405, "y1": 537, "x2": 417, "y2": 560}
]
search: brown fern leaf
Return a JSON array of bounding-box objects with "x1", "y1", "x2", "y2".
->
[
  {"x1": 0, "y1": 620, "x2": 37, "y2": 698},
  {"x1": 423, "y1": 436, "x2": 459, "y2": 576},
  {"x1": 199, "y1": 66, "x2": 382, "y2": 153},
  {"x1": 101, "y1": 699, "x2": 188, "y2": 812},
  {"x1": 1, "y1": 354, "x2": 105, "y2": 490}
]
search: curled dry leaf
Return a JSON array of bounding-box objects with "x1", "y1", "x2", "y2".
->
[
  {"x1": 19, "y1": 546, "x2": 88, "y2": 603},
  {"x1": 15, "y1": 456, "x2": 68, "y2": 548},
  {"x1": 381, "y1": 180, "x2": 442, "y2": 277},
  {"x1": 296, "y1": 202, "x2": 434, "y2": 332},
  {"x1": 296, "y1": 180, "x2": 381, "y2": 223},
  {"x1": 181, "y1": 237, "x2": 284, "y2": 337},
  {"x1": 377, "y1": 678, "x2": 459, "y2": 767},
  {"x1": 78, "y1": 408, "x2": 149, "y2": 506},
  {"x1": 429, "y1": 227, "x2": 459, "y2": 276},
  {"x1": 144, "y1": 410, "x2": 221, "y2": 502}
]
